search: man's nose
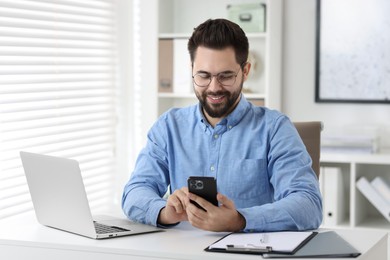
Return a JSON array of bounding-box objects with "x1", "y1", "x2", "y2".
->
[{"x1": 207, "y1": 75, "x2": 223, "y2": 91}]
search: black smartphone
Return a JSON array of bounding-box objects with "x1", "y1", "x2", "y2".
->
[{"x1": 187, "y1": 176, "x2": 218, "y2": 211}]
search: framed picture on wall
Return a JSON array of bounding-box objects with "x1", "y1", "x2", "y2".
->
[{"x1": 315, "y1": 0, "x2": 390, "y2": 103}]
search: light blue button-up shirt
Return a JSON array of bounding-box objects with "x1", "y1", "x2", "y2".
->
[{"x1": 122, "y1": 95, "x2": 322, "y2": 232}]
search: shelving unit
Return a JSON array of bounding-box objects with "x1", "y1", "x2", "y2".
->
[
  {"x1": 320, "y1": 152, "x2": 390, "y2": 231},
  {"x1": 156, "y1": 0, "x2": 283, "y2": 116}
]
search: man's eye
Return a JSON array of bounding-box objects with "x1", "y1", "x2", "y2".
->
[
  {"x1": 218, "y1": 74, "x2": 235, "y2": 80},
  {"x1": 198, "y1": 73, "x2": 211, "y2": 79}
]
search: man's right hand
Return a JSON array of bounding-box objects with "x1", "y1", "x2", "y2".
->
[{"x1": 157, "y1": 187, "x2": 190, "y2": 225}]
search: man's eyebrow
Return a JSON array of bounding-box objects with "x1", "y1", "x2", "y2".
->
[
  {"x1": 195, "y1": 70, "x2": 210, "y2": 74},
  {"x1": 195, "y1": 69, "x2": 235, "y2": 74}
]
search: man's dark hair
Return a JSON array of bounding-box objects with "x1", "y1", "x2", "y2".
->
[{"x1": 187, "y1": 19, "x2": 249, "y2": 68}]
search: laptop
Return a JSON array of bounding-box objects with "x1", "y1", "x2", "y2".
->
[{"x1": 20, "y1": 151, "x2": 162, "y2": 239}]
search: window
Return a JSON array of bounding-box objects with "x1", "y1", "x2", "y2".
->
[{"x1": 0, "y1": 0, "x2": 120, "y2": 219}]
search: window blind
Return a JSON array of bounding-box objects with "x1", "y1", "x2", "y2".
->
[{"x1": 0, "y1": 0, "x2": 118, "y2": 219}]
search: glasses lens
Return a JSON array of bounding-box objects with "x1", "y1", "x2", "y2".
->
[
  {"x1": 217, "y1": 72, "x2": 237, "y2": 86},
  {"x1": 193, "y1": 73, "x2": 211, "y2": 87}
]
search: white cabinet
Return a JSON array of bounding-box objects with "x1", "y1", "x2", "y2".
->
[
  {"x1": 156, "y1": 0, "x2": 283, "y2": 116},
  {"x1": 320, "y1": 152, "x2": 390, "y2": 230}
]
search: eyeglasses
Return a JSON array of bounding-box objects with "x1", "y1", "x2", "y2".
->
[{"x1": 192, "y1": 67, "x2": 242, "y2": 87}]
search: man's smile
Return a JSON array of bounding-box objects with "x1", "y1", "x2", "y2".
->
[{"x1": 207, "y1": 95, "x2": 226, "y2": 104}]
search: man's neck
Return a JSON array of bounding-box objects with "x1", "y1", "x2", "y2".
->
[{"x1": 204, "y1": 113, "x2": 222, "y2": 128}]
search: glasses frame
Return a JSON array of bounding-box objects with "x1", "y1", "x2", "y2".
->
[{"x1": 192, "y1": 64, "x2": 245, "y2": 88}]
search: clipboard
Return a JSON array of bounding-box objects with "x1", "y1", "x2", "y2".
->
[
  {"x1": 205, "y1": 231, "x2": 317, "y2": 255},
  {"x1": 262, "y1": 231, "x2": 361, "y2": 258}
]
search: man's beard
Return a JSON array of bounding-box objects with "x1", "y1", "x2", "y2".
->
[{"x1": 194, "y1": 79, "x2": 243, "y2": 118}]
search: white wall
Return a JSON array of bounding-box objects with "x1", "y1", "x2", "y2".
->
[
  {"x1": 282, "y1": 0, "x2": 390, "y2": 149},
  {"x1": 115, "y1": 0, "x2": 158, "y2": 204}
]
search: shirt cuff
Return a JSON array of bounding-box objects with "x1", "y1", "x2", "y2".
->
[
  {"x1": 148, "y1": 199, "x2": 169, "y2": 226},
  {"x1": 237, "y1": 208, "x2": 266, "y2": 232},
  {"x1": 156, "y1": 207, "x2": 180, "y2": 228}
]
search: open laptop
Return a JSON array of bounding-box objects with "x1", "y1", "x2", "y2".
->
[{"x1": 20, "y1": 151, "x2": 162, "y2": 239}]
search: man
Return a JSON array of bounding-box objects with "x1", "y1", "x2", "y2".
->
[{"x1": 122, "y1": 19, "x2": 322, "y2": 232}]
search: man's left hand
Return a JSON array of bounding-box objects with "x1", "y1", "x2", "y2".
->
[{"x1": 186, "y1": 192, "x2": 246, "y2": 232}]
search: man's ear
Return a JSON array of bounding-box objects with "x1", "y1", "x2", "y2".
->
[{"x1": 242, "y1": 62, "x2": 251, "y2": 81}]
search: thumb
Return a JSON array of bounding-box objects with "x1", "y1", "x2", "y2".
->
[{"x1": 217, "y1": 193, "x2": 235, "y2": 209}]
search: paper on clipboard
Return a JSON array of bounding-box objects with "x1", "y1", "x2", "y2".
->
[{"x1": 207, "y1": 231, "x2": 316, "y2": 254}]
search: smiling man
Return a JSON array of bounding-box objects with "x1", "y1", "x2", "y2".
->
[{"x1": 122, "y1": 19, "x2": 322, "y2": 232}]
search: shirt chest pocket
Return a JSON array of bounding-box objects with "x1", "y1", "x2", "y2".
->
[{"x1": 221, "y1": 158, "x2": 269, "y2": 201}]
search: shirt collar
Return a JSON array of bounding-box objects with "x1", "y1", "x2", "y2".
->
[
  {"x1": 196, "y1": 94, "x2": 251, "y2": 131},
  {"x1": 224, "y1": 94, "x2": 250, "y2": 129}
]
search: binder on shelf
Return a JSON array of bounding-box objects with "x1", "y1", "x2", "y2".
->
[
  {"x1": 158, "y1": 39, "x2": 173, "y2": 93},
  {"x1": 356, "y1": 177, "x2": 390, "y2": 222},
  {"x1": 173, "y1": 39, "x2": 192, "y2": 94},
  {"x1": 371, "y1": 176, "x2": 390, "y2": 202},
  {"x1": 321, "y1": 167, "x2": 345, "y2": 226},
  {"x1": 205, "y1": 231, "x2": 316, "y2": 255},
  {"x1": 158, "y1": 39, "x2": 192, "y2": 94}
]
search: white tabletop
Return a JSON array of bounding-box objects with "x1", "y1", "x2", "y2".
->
[{"x1": 0, "y1": 212, "x2": 387, "y2": 260}]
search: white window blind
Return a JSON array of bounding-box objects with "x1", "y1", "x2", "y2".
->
[{"x1": 0, "y1": 0, "x2": 118, "y2": 219}]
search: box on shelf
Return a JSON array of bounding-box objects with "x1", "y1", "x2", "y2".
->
[
  {"x1": 227, "y1": 3, "x2": 266, "y2": 33},
  {"x1": 321, "y1": 126, "x2": 379, "y2": 154},
  {"x1": 321, "y1": 135, "x2": 378, "y2": 154}
]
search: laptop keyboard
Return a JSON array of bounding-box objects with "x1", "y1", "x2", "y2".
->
[{"x1": 94, "y1": 222, "x2": 130, "y2": 234}]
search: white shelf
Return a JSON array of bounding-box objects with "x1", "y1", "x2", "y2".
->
[
  {"x1": 320, "y1": 152, "x2": 390, "y2": 231},
  {"x1": 321, "y1": 151, "x2": 390, "y2": 164},
  {"x1": 355, "y1": 216, "x2": 390, "y2": 230},
  {"x1": 321, "y1": 220, "x2": 351, "y2": 230},
  {"x1": 159, "y1": 33, "x2": 191, "y2": 39},
  {"x1": 158, "y1": 93, "x2": 196, "y2": 99},
  {"x1": 158, "y1": 92, "x2": 266, "y2": 99}
]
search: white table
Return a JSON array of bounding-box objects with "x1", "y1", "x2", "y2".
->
[{"x1": 0, "y1": 212, "x2": 387, "y2": 260}]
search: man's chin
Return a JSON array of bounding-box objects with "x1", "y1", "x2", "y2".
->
[{"x1": 204, "y1": 105, "x2": 228, "y2": 118}]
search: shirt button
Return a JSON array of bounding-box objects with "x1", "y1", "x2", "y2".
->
[
  {"x1": 228, "y1": 125, "x2": 232, "y2": 129},
  {"x1": 210, "y1": 165, "x2": 215, "y2": 171},
  {"x1": 214, "y1": 134, "x2": 219, "y2": 139}
]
